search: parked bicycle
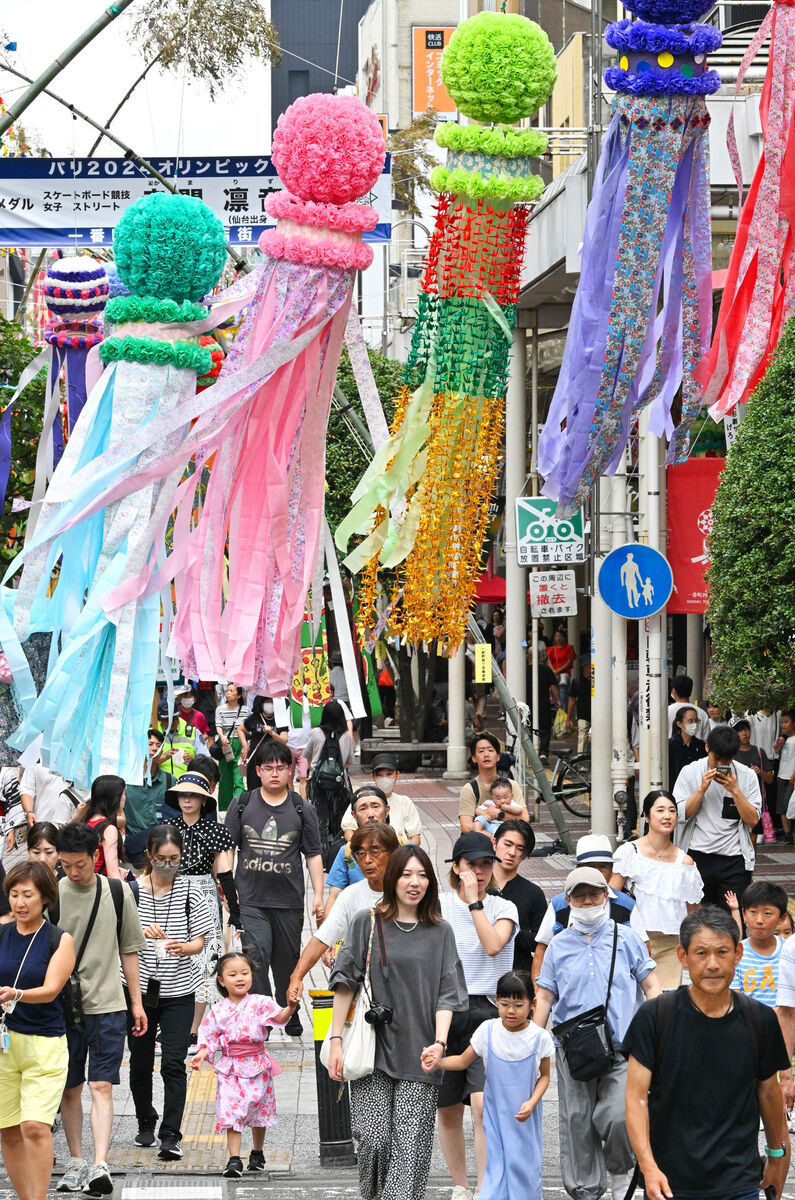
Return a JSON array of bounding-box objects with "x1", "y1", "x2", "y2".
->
[{"x1": 549, "y1": 750, "x2": 591, "y2": 819}]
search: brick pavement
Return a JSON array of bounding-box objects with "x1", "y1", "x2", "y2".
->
[{"x1": 38, "y1": 761, "x2": 795, "y2": 1187}]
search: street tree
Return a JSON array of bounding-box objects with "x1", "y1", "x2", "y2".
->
[
  {"x1": 0, "y1": 315, "x2": 45, "y2": 562},
  {"x1": 706, "y1": 316, "x2": 795, "y2": 711}
]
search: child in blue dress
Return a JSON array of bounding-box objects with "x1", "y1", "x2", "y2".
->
[{"x1": 424, "y1": 970, "x2": 552, "y2": 1200}]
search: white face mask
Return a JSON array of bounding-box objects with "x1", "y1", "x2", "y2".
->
[
  {"x1": 683, "y1": 722, "x2": 697, "y2": 736},
  {"x1": 374, "y1": 773, "x2": 396, "y2": 796},
  {"x1": 569, "y1": 901, "x2": 608, "y2": 932},
  {"x1": 263, "y1": 702, "x2": 274, "y2": 715},
  {"x1": 180, "y1": 697, "x2": 194, "y2": 710}
]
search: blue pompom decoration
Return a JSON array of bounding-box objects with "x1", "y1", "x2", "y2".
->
[
  {"x1": 106, "y1": 263, "x2": 131, "y2": 300},
  {"x1": 607, "y1": 19, "x2": 722, "y2": 56},
  {"x1": 605, "y1": 65, "x2": 722, "y2": 95},
  {"x1": 622, "y1": 0, "x2": 714, "y2": 20}
]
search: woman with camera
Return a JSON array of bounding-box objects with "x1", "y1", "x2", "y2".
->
[
  {"x1": 0, "y1": 860, "x2": 75, "y2": 1200},
  {"x1": 327, "y1": 844, "x2": 466, "y2": 1200},
  {"x1": 128, "y1": 825, "x2": 214, "y2": 1162}
]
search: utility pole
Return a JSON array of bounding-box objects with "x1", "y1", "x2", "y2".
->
[
  {"x1": 505, "y1": 328, "x2": 528, "y2": 709},
  {"x1": 610, "y1": 460, "x2": 629, "y2": 832},
  {"x1": 0, "y1": 2, "x2": 137, "y2": 137},
  {"x1": 591, "y1": 475, "x2": 615, "y2": 839}
]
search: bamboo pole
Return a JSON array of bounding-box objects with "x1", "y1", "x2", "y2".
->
[
  {"x1": 0, "y1": 1, "x2": 138, "y2": 136},
  {"x1": 0, "y1": 64, "x2": 252, "y2": 276}
]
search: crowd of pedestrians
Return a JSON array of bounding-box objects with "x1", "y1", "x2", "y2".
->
[{"x1": 0, "y1": 679, "x2": 791, "y2": 1200}]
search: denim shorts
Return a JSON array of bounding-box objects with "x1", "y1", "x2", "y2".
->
[{"x1": 65, "y1": 1009, "x2": 127, "y2": 1088}]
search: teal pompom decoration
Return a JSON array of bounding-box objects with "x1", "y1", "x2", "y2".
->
[
  {"x1": 113, "y1": 193, "x2": 227, "y2": 304},
  {"x1": 441, "y1": 12, "x2": 557, "y2": 125}
]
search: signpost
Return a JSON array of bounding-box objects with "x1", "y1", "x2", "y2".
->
[
  {"x1": 515, "y1": 498, "x2": 586, "y2": 566},
  {"x1": 597, "y1": 544, "x2": 673, "y2": 620},
  {"x1": 528, "y1": 570, "x2": 577, "y2": 618},
  {"x1": 411, "y1": 28, "x2": 456, "y2": 119}
]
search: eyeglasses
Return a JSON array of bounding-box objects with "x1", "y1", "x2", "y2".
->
[
  {"x1": 259, "y1": 763, "x2": 290, "y2": 773},
  {"x1": 354, "y1": 846, "x2": 388, "y2": 861},
  {"x1": 152, "y1": 857, "x2": 181, "y2": 866}
]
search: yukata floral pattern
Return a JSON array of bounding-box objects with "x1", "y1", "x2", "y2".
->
[{"x1": 197, "y1": 994, "x2": 284, "y2": 1132}]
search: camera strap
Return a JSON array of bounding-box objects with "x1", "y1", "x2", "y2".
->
[
  {"x1": 74, "y1": 877, "x2": 103, "y2": 975},
  {"x1": 375, "y1": 912, "x2": 390, "y2": 983}
]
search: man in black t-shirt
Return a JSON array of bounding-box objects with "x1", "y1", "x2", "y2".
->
[
  {"x1": 624, "y1": 906, "x2": 790, "y2": 1200},
  {"x1": 490, "y1": 820, "x2": 546, "y2": 973},
  {"x1": 225, "y1": 740, "x2": 323, "y2": 1038}
]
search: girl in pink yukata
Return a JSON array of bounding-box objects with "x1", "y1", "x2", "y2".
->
[{"x1": 191, "y1": 951, "x2": 298, "y2": 1177}]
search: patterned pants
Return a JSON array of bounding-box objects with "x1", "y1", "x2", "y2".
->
[{"x1": 350, "y1": 1069, "x2": 439, "y2": 1200}]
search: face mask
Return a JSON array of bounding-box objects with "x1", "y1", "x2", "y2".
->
[
  {"x1": 375, "y1": 774, "x2": 396, "y2": 796},
  {"x1": 180, "y1": 697, "x2": 194, "y2": 709},
  {"x1": 569, "y1": 902, "x2": 608, "y2": 932},
  {"x1": 263, "y1": 702, "x2": 274, "y2": 715},
  {"x1": 683, "y1": 723, "x2": 698, "y2": 736},
  {"x1": 151, "y1": 861, "x2": 180, "y2": 879}
]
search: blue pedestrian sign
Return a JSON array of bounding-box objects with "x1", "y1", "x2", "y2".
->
[{"x1": 598, "y1": 544, "x2": 673, "y2": 619}]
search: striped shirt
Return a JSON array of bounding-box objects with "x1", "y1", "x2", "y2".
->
[
  {"x1": 439, "y1": 891, "x2": 518, "y2": 998},
  {"x1": 732, "y1": 937, "x2": 784, "y2": 1007},
  {"x1": 133, "y1": 877, "x2": 214, "y2": 997}
]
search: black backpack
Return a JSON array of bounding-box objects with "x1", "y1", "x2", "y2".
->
[
  {"x1": 312, "y1": 731, "x2": 345, "y2": 791},
  {"x1": 235, "y1": 787, "x2": 304, "y2": 842}
]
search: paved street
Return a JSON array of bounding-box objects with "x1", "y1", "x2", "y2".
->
[{"x1": 4, "y1": 765, "x2": 793, "y2": 1195}]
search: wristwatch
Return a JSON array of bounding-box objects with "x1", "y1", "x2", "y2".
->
[
  {"x1": 468, "y1": 900, "x2": 484, "y2": 911},
  {"x1": 765, "y1": 1142, "x2": 787, "y2": 1158}
]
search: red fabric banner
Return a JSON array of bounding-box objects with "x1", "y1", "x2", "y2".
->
[{"x1": 666, "y1": 457, "x2": 725, "y2": 614}]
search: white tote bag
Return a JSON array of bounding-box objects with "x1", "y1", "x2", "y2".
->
[{"x1": 320, "y1": 910, "x2": 376, "y2": 1082}]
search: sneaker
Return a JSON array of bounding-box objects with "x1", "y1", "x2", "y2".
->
[
  {"x1": 56, "y1": 1159, "x2": 88, "y2": 1193},
  {"x1": 134, "y1": 1123, "x2": 156, "y2": 1148},
  {"x1": 223, "y1": 1157, "x2": 244, "y2": 1178},
  {"x1": 84, "y1": 1161, "x2": 113, "y2": 1195},
  {"x1": 247, "y1": 1150, "x2": 266, "y2": 1172},
  {"x1": 158, "y1": 1134, "x2": 183, "y2": 1161},
  {"x1": 450, "y1": 1188, "x2": 472, "y2": 1200},
  {"x1": 786, "y1": 833, "x2": 794, "y2": 846}
]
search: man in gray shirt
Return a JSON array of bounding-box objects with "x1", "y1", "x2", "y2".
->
[{"x1": 672, "y1": 724, "x2": 761, "y2": 912}]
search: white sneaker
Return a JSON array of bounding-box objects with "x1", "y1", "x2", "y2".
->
[
  {"x1": 84, "y1": 1161, "x2": 113, "y2": 1195},
  {"x1": 451, "y1": 1188, "x2": 473, "y2": 1200},
  {"x1": 56, "y1": 1159, "x2": 88, "y2": 1193}
]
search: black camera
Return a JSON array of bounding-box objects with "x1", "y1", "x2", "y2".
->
[{"x1": 365, "y1": 1003, "x2": 393, "y2": 1027}]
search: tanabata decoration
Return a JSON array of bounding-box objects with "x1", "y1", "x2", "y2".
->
[
  {"x1": 5, "y1": 94, "x2": 385, "y2": 756},
  {"x1": 335, "y1": 12, "x2": 557, "y2": 648},
  {"x1": 1, "y1": 193, "x2": 227, "y2": 785},
  {"x1": 696, "y1": 0, "x2": 795, "y2": 420},
  {"x1": 1, "y1": 256, "x2": 109, "y2": 518},
  {"x1": 538, "y1": 0, "x2": 721, "y2": 513}
]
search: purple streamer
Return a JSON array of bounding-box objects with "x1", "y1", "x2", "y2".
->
[
  {"x1": 49, "y1": 350, "x2": 65, "y2": 469},
  {"x1": 65, "y1": 344, "x2": 89, "y2": 435},
  {"x1": 0, "y1": 407, "x2": 12, "y2": 514}
]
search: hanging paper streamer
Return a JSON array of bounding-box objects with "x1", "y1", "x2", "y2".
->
[
  {"x1": 1, "y1": 194, "x2": 228, "y2": 786},
  {"x1": 290, "y1": 608, "x2": 331, "y2": 729},
  {"x1": 538, "y1": 0, "x2": 721, "y2": 513},
  {"x1": 335, "y1": 12, "x2": 557, "y2": 650},
  {"x1": 696, "y1": 1, "x2": 795, "y2": 420},
  {"x1": 19, "y1": 95, "x2": 385, "y2": 709}
]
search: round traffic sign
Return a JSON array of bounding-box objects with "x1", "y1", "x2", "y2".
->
[{"x1": 597, "y1": 544, "x2": 673, "y2": 619}]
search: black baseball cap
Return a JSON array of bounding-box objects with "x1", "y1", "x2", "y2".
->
[
  {"x1": 371, "y1": 753, "x2": 398, "y2": 773},
  {"x1": 446, "y1": 832, "x2": 501, "y2": 863}
]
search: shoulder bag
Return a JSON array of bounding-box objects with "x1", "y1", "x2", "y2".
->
[
  {"x1": 320, "y1": 909, "x2": 376, "y2": 1082},
  {"x1": 552, "y1": 919, "x2": 619, "y2": 1081},
  {"x1": 61, "y1": 876, "x2": 103, "y2": 1030}
]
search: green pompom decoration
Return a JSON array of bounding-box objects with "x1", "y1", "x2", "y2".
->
[
  {"x1": 441, "y1": 12, "x2": 557, "y2": 124},
  {"x1": 113, "y1": 193, "x2": 227, "y2": 304},
  {"x1": 435, "y1": 123, "x2": 548, "y2": 159},
  {"x1": 430, "y1": 165, "x2": 545, "y2": 204}
]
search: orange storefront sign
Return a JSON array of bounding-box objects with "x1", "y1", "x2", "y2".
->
[{"x1": 411, "y1": 27, "x2": 456, "y2": 118}]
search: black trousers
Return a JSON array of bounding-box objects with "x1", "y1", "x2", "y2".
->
[
  {"x1": 240, "y1": 904, "x2": 303, "y2": 1013},
  {"x1": 689, "y1": 850, "x2": 751, "y2": 912},
  {"x1": 129, "y1": 992, "x2": 194, "y2": 1139}
]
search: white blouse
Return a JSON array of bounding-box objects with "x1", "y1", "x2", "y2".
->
[{"x1": 613, "y1": 841, "x2": 704, "y2": 935}]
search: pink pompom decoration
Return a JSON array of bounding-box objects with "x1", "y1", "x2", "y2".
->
[
  {"x1": 265, "y1": 190, "x2": 378, "y2": 233},
  {"x1": 272, "y1": 93, "x2": 385, "y2": 205},
  {"x1": 0, "y1": 653, "x2": 12, "y2": 684},
  {"x1": 259, "y1": 230, "x2": 374, "y2": 271}
]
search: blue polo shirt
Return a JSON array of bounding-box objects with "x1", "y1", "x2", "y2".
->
[
  {"x1": 326, "y1": 845, "x2": 364, "y2": 889},
  {"x1": 537, "y1": 918, "x2": 656, "y2": 1045}
]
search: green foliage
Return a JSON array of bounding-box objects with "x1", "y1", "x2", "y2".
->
[
  {"x1": 706, "y1": 318, "x2": 795, "y2": 711},
  {"x1": 0, "y1": 316, "x2": 45, "y2": 562},
  {"x1": 325, "y1": 347, "x2": 402, "y2": 533},
  {"x1": 130, "y1": 0, "x2": 282, "y2": 99},
  {"x1": 388, "y1": 112, "x2": 437, "y2": 218},
  {"x1": 441, "y1": 12, "x2": 557, "y2": 124}
]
